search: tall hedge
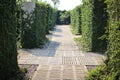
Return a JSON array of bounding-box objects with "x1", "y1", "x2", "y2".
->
[
  {"x1": 0, "y1": 0, "x2": 21, "y2": 79},
  {"x1": 71, "y1": 5, "x2": 81, "y2": 34},
  {"x1": 81, "y1": 0, "x2": 107, "y2": 52},
  {"x1": 103, "y1": 0, "x2": 120, "y2": 79},
  {"x1": 21, "y1": 2, "x2": 48, "y2": 48},
  {"x1": 86, "y1": 0, "x2": 120, "y2": 79},
  {"x1": 46, "y1": 4, "x2": 57, "y2": 34}
]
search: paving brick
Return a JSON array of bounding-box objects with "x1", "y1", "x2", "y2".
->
[{"x1": 18, "y1": 25, "x2": 105, "y2": 80}]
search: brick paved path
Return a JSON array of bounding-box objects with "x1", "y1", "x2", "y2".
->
[{"x1": 18, "y1": 25, "x2": 105, "y2": 80}]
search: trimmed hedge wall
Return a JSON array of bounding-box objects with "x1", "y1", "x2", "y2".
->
[
  {"x1": 46, "y1": 4, "x2": 57, "y2": 34},
  {"x1": 21, "y1": 2, "x2": 56, "y2": 48},
  {"x1": 71, "y1": 5, "x2": 81, "y2": 34},
  {"x1": 0, "y1": 0, "x2": 20, "y2": 79},
  {"x1": 35, "y1": 2, "x2": 48, "y2": 47},
  {"x1": 86, "y1": 0, "x2": 120, "y2": 79},
  {"x1": 103, "y1": 0, "x2": 120, "y2": 79},
  {"x1": 81, "y1": 0, "x2": 107, "y2": 52}
]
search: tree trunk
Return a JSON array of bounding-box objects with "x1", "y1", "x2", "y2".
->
[{"x1": 0, "y1": 0, "x2": 20, "y2": 80}]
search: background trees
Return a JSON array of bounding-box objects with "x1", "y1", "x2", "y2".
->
[{"x1": 56, "y1": 10, "x2": 70, "y2": 25}]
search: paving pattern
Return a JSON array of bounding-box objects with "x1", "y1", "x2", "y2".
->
[{"x1": 18, "y1": 25, "x2": 105, "y2": 80}]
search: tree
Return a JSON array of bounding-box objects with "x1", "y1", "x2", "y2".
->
[
  {"x1": 0, "y1": 0, "x2": 22, "y2": 80},
  {"x1": 51, "y1": 0, "x2": 59, "y2": 8}
]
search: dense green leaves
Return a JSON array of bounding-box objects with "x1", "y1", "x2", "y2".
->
[
  {"x1": 21, "y1": 2, "x2": 56, "y2": 48},
  {"x1": 103, "y1": 0, "x2": 120, "y2": 79},
  {"x1": 56, "y1": 10, "x2": 70, "y2": 25},
  {"x1": 86, "y1": 0, "x2": 120, "y2": 79},
  {"x1": 71, "y1": 5, "x2": 81, "y2": 34},
  {"x1": 0, "y1": 0, "x2": 20, "y2": 79},
  {"x1": 81, "y1": 0, "x2": 107, "y2": 52},
  {"x1": 46, "y1": 4, "x2": 57, "y2": 34}
]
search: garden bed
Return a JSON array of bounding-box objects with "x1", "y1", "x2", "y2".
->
[{"x1": 19, "y1": 64, "x2": 38, "y2": 79}]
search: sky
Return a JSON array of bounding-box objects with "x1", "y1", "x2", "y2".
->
[
  {"x1": 58, "y1": 0, "x2": 82, "y2": 10},
  {"x1": 45, "y1": 0, "x2": 82, "y2": 11}
]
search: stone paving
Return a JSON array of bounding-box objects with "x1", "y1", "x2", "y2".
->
[{"x1": 18, "y1": 25, "x2": 105, "y2": 80}]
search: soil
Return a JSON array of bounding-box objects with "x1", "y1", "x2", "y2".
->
[{"x1": 19, "y1": 64, "x2": 38, "y2": 79}]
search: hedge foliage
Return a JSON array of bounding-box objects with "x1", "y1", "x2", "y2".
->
[
  {"x1": 46, "y1": 4, "x2": 57, "y2": 34},
  {"x1": 81, "y1": 0, "x2": 107, "y2": 52},
  {"x1": 21, "y1": 2, "x2": 56, "y2": 48},
  {"x1": 0, "y1": 0, "x2": 20, "y2": 79},
  {"x1": 70, "y1": 5, "x2": 81, "y2": 34},
  {"x1": 103, "y1": 0, "x2": 120, "y2": 79},
  {"x1": 86, "y1": 0, "x2": 120, "y2": 79},
  {"x1": 56, "y1": 10, "x2": 70, "y2": 25}
]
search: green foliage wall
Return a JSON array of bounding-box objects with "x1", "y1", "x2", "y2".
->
[
  {"x1": 35, "y1": 2, "x2": 48, "y2": 47},
  {"x1": 16, "y1": 1, "x2": 24, "y2": 49},
  {"x1": 81, "y1": 0, "x2": 93, "y2": 51},
  {"x1": 92, "y1": 0, "x2": 107, "y2": 52},
  {"x1": 22, "y1": 2, "x2": 47, "y2": 48},
  {"x1": 46, "y1": 4, "x2": 57, "y2": 34},
  {"x1": 81, "y1": 0, "x2": 107, "y2": 52},
  {"x1": 103, "y1": 0, "x2": 120, "y2": 79},
  {"x1": 70, "y1": 5, "x2": 81, "y2": 34},
  {"x1": 22, "y1": 6, "x2": 36, "y2": 48},
  {"x1": 0, "y1": 0, "x2": 20, "y2": 79},
  {"x1": 86, "y1": 0, "x2": 120, "y2": 79},
  {"x1": 21, "y1": 2, "x2": 56, "y2": 48}
]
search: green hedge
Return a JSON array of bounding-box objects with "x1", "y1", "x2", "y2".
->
[
  {"x1": 0, "y1": 0, "x2": 20, "y2": 79},
  {"x1": 86, "y1": 0, "x2": 120, "y2": 79},
  {"x1": 71, "y1": 5, "x2": 81, "y2": 34},
  {"x1": 46, "y1": 4, "x2": 57, "y2": 34},
  {"x1": 81, "y1": 0, "x2": 107, "y2": 52},
  {"x1": 22, "y1": 2, "x2": 55, "y2": 48},
  {"x1": 35, "y1": 2, "x2": 48, "y2": 47},
  {"x1": 16, "y1": 2, "x2": 23, "y2": 49},
  {"x1": 103, "y1": 0, "x2": 120, "y2": 79}
]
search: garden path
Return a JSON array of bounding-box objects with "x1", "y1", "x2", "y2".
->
[{"x1": 18, "y1": 25, "x2": 105, "y2": 80}]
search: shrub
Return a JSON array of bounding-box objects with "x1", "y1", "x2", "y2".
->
[
  {"x1": 103, "y1": 0, "x2": 120, "y2": 79},
  {"x1": 0, "y1": 0, "x2": 21, "y2": 79},
  {"x1": 86, "y1": 0, "x2": 120, "y2": 79},
  {"x1": 85, "y1": 66, "x2": 104, "y2": 80},
  {"x1": 81, "y1": 0, "x2": 107, "y2": 52},
  {"x1": 21, "y1": 2, "x2": 48, "y2": 48},
  {"x1": 70, "y1": 5, "x2": 81, "y2": 34},
  {"x1": 56, "y1": 10, "x2": 70, "y2": 25},
  {"x1": 46, "y1": 4, "x2": 57, "y2": 34}
]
